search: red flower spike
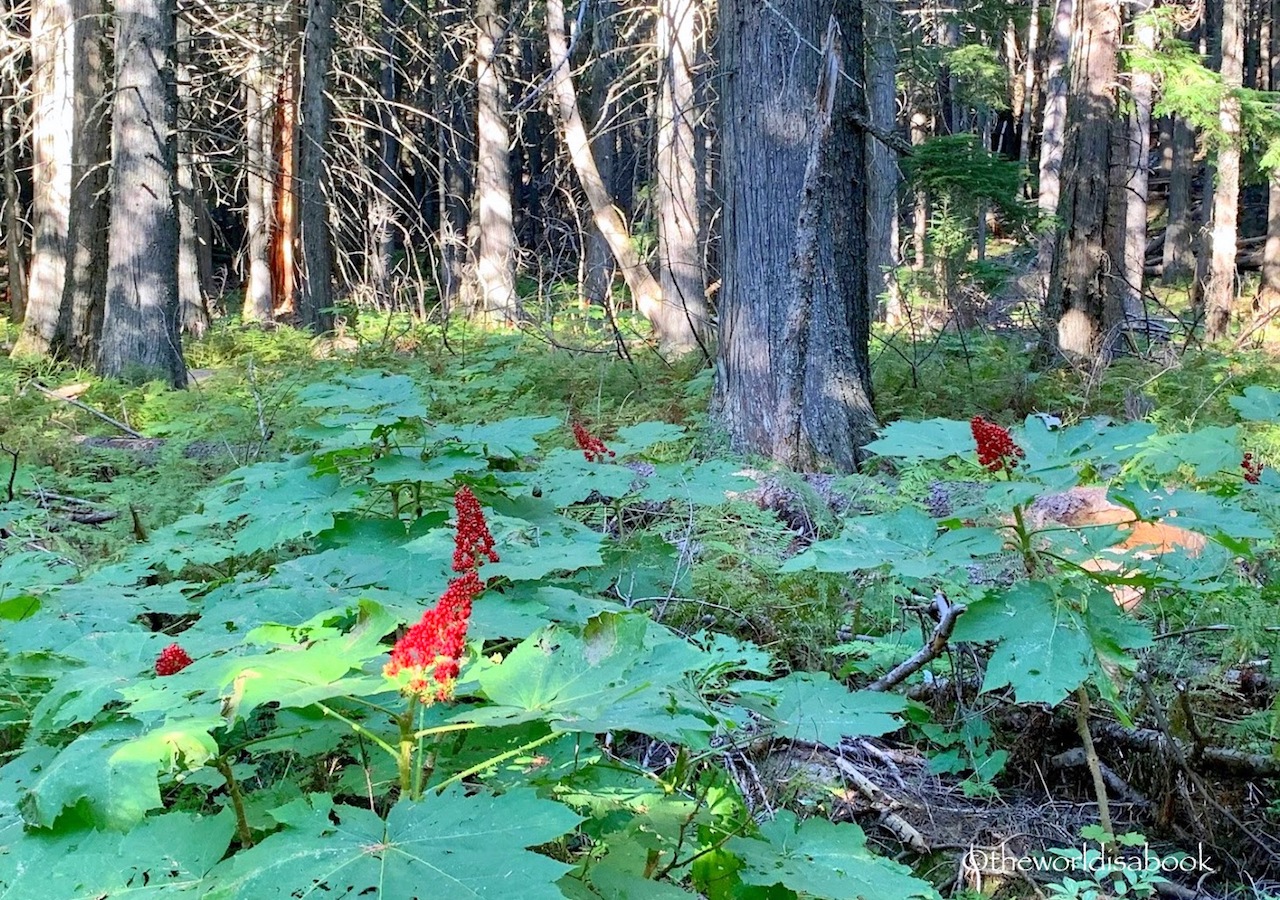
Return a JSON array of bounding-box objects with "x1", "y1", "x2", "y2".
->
[
  {"x1": 452, "y1": 486, "x2": 498, "y2": 572},
  {"x1": 1242, "y1": 452, "x2": 1264, "y2": 485},
  {"x1": 572, "y1": 422, "x2": 615, "y2": 463},
  {"x1": 155, "y1": 643, "x2": 193, "y2": 676},
  {"x1": 970, "y1": 416, "x2": 1025, "y2": 474},
  {"x1": 384, "y1": 571, "x2": 483, "y2": 704}
]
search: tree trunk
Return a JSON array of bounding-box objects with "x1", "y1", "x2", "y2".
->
[
  {"x1": 2, "y1": 41, "x2": 28, "y2": 323},
  {"x1": 713, "y1": 0, "x2": 877, "y2": 472},
  {"x1": 1018, "y1": 0, "x2": 1043, "y2": 184},
  {"x1": 99, "y1": 0, "x2": 186, "y2": 386},
  {"x1": 434, "y1": 0, "x2": 471, "y2": 311},
  {"x1": 1032, "y1": 0, "x2": 1073, "y2": 300},
  {"x1": 864, "y1": 0, "x2": 899, "y2": 321},
  {"x1": 271, "y1": 4, "x2": 299, "y2": 318},
  {"x1": 474, "y1": 0, "x2": 518, "y2": 319},
  {"x1": 545, "y1": 0, "x2": 699, "y2": 354},
  {"x1": 1262, "y1": 0, "x2": 1280, "y2": 311},
  {"x1": 1162, "y1": 116, "x2": 1195, "y2": 284},
  {"x1": 655, "y1": 0, "x2": 710, "y2": 347},
  {"x1": 176, "y1": 10, "x2": 209, "y2": 336},
  {"x1": 243, "y1": 1, "x2": 276, "y2": 324},
  {"x1": 16, "y1": 0, "x2": 108, "y2": 360},
  {"x1": 373, "y1": 0, "x2": 403, "y2": 299},
  {"x1": 1205, "y1": 0, "x2": 1242, "y2": 339},
  {"x1": 583, "y1": 0, "x2": 618, "y2": 308},
  {"x1": 297, "y1": 0, "x2": 335, "y2": 331},
  {"x1": 1043, "y1": 0, "x2": 1121, "y2": 360},
  {"x1": 1120, "y1": 0, "x2": 1155, "y2": 321}
]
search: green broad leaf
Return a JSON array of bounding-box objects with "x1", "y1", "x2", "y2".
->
[
  {"x1": 611, "y1": 421, "x2": 688, "y2": 454},
  {"x1": 1133, "y1": 426, "x2": 1242, "y2": 479},
  {"x1": 483, "y1": 514, "x2": 605, "y2": 581},
  {"x1": 534, "y1": 449, "x2": 638, "y2": 506},
  {"x1": 205, "y1": 789, "x2": 580, "y2": 899},
  {"x1": 0, "y1": 551, "x2": 75, "y2": 601},
  {"x1": 438, "y1": 415, "x2": 561, "y2": 457},
  {"x1": 952, "y1": 583, "x2": 1094, "y2": 705},
  {"x1": 864, "y1": 418, "x2": 975, "y2": 461},
  {"x1": 1112, "y1": 486, "x2": 1271, "y2": 543},
  {"x1": 296, "y1": 371, "x2": 427, "y2": 419},
  {"x1": 19, "y1": 718, "x2": 220, "y2": 830},
  {"x1": 471, "y1": 613, "x2": 712, "y2": 740},
  {"x1": 1229, "y1": 385, "x2": 1280, "y2": 421},
  {"x1": 727, "y1": 811, "x2": 934, "y2": 900},
  {"x1": 732, "y1": 673, "x2": 905, "y2": 745},
  {"x1": 781, "y1": 508, "x2": 1003, "y2": 578},
  {"x1": 587, "y1": 836, "x2": 703, "y2": 899},
  {"x1": 367, "y1": 446, "x2": 489, "y2": 484},
  {"x1": 0, "y1": 809, "x2": 235, "y2": 898},
  {"x1": 635, "y1": 460, "x2": 756, "y2": 506}
]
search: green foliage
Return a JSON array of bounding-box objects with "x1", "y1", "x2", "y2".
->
[{"x1": 945, "y1": 45, "x2": 1008, "y2": 112}]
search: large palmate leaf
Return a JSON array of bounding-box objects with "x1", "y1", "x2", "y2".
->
[
  {"x1": 438, "y1": 415, "x2": 562, "y2": 457},
  {"x1": 952, "y1": 582, "x2": 1151, "y2": 705},
  {"x1": 863, "y1": 418, "x2": 975, "y2": 461},
  {"x1": 1112, "y1": 486, "x2": 1271, "y2": 546},
  {"x1": 469, "y1": 612, "x2": 714, "y2": 741},
  {"x1": 0, "y1": 810, "x2": 235, "y2": 898},
  {"x1": 1228, "y1": 385, "x2": 1280, "y2": 421},
  {"x1": 296, "y1": 371, "x2": 428, "y2": 421},
  {"x1": 731, "y1": 673, "x2": 905, "y2": 745},
  {"x1": 19, "y1": 717, "x2": 220, "y2": 830},
  {"x1": 781, "y1": 508, "x2": 1003, "y2": 579},
  {"x1": 205, "y1": 789, "x2": 580, "y2": 899},
  {"x1": 727, "y1": 811, "x2": 935, "y2": 900},
  {"x1": 1133, "y1": 426, "x2": 1243, "y2": 479}
]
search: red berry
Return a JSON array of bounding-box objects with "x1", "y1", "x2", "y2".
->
[
  {"x1": 572, "y1": 422, "x2": 615, "y2": 463},
  {"x1": 1242, "y1": 453, "x2": 1264, "y2": 485},
  {"x1": 970, "y1": 417, "x2": 1025, "y2": 474},
  {"x1": 155, "y1": 643, "x2": 193, "y2": 676}
]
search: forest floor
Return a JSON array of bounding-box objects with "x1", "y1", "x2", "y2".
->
[{"x1": 1, "y1": 311, "x2": 1278, "y2": 899}]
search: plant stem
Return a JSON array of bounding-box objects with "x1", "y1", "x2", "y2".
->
[
  {"x1": 1073, "y1": 685, "x2": 1113, "y2": 842},
  {"x1": 412, "y1": 721, "x2": 482, "y2": 740},
  {"x1": 396, "y1": 696, "x2": 419, "y2": 798},
  {"x1": 316, "y1": 702, "x2": 399, "y2": 760},
  {"x1": 433, "y1": 731, "x2": 559, "y2": 794},
  {"x1": 214, "y1": 758, "x2": 254, "y2": 847}
]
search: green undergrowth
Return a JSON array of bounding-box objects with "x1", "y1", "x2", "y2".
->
[{"x1": 0, "y1": 317, "x2": 1278, "y2": 896}]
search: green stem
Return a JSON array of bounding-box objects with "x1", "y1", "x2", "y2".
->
[
  {"x1": 412, "y1": 721, "x2": 482, "y2": 740},
  {"x1": 1011, "y1": 503, "x2": 1037, "y2": 575},
  {"x1": 316, "y1": 702, "x2": 399, "y2": 760},
  {"x1": 433, "y1": 731, "x2": 560, "y2": 794},
  {"x1": 396, "y1": 697, "x2": 420, "y2": 797},
  {"x1": 214, "y1": 758, "x2": 254, "y2": 847}
]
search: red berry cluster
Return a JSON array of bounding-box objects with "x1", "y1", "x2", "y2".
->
[
  {"x1": 970, "y1": 416, "x2": 1025, "y2": 474},
  {"x1": 452, "y1": 486, "x2": 499, "y2": 571},
  {"x1": 155, "y1": 643, "x2": 193, "y2": 676},
  {"x1": 384, "y1": 570, "x2": 483, "y2": 703},
  {"x1": 572, "y1": 422, "x2": 615, "y2": 463},
  {"x1": 1242, "y1": 452, "x2": 1264, "y2": 485},
  {"x1": 385, "y1": 487, "x2": 497, "y2": 704}
]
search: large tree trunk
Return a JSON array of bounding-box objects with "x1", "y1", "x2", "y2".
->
[
  {"x1": 1032, "y1": 0, "x2": 1073, "y2": 300},
  {"x1": 1120, "y1": 0, "x2": 1155, "y2": 321},
  {"x1": 583, "y1": 0, "x2": 618, "y2": 308},
  {"x1": 176, "y1": 10, "x2": 209, "y2": 336},
  {"x1": 16, "y1": 0, "x2": 108, "y2": 360},
  {"x1": 243, "y1": 2, "x2": 276, "y2": 324},
  {"x1": 271, "y1": 4, "x2": 298, "y2": 318},
  {"x1": 1205, "y1": 0, "x2": 1242, "y2": 339},
  {"x1": 713, "y1": 0, "x2": 876, "y2": 472},
  {"x1": 99, "y1": 0, "x2": 186, "y2": 386},
  {"x1": 864, "y1": 0, "x2": 899, "y2": 321},
  {"x1": 434, "y1": 0, "x2": 471, "y2": 311},
  {"x1": 545, "y1": 0, "x2": 699, "y2": 355},
  {"x1": 473, "y1": 0, "x2": 518, "y2": 319},
  {"x1": 297, "y1": 0, "x2": 335, "y2": 331},
  {"x1": 1043, "y1": 0, "x2": 1121, "y2": 360},
  {"x1": 1262, "y1": 0, "x2": 1280, "y2": 312},
  {"x1": 2, "y1": 29, "x2": 28, "y2": 324},
  {"x1": 1162, "y1": 116, "x2": 1196, "y2": 284},
  {"x1": 655, "y1": 0, "x2": 710, "y2": 348},
  {"x1": 1018, "y1": 0, "x2": 1043, "y2": 184}
]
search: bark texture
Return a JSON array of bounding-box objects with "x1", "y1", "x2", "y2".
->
[
  {"x1": 713, "y1": 0, "x2": 876, "y2": 472},
  {"x1": 1043, "y1": 0, "x2": 1121, "y2": 360},
  {"x1": 474, "y1": 0, "x2": 518, "y2": 319},
  {"x1": 99, "y1": 0, "x2": 186, "y2": 386},
  {"x1": 1205, "y1": 0, "x2": 1242, "y2": 339},
  {"x1": 297, "y1": 0, "x2": 335, "y2": 331},
  {"x1": 1032, "y1": 0, "x2": 1073, "y2": 298},
  {"x1": 864, "y1": 0, "x2": 899, "y2": 321},
  {"x1": 655, "y1": 0, "x2": 710, "y2": 348}
]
